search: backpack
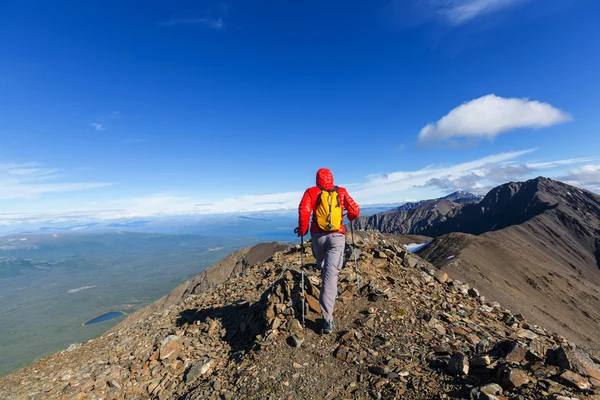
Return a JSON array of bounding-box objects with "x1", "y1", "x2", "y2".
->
[{"x1": 314, "y1": 185, "x2": 342, "y2": 231}]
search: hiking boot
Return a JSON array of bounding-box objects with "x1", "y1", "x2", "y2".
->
[{"x1": 323, "y1": 320, "x2": 334, "y2": 335}]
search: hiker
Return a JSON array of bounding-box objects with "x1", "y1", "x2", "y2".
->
[{"x1": 296, "y1": 168, "x2": 360, "y2": 334}]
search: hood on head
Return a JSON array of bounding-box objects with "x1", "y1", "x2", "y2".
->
[{"x1": 316, "y1": 168, "x2": 334, "y2": 190}]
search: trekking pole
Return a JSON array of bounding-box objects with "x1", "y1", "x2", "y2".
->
[
  {"x1": 350, "y1": 220, "x2": 360, "y2": 292},
  {"x1": 300, "y1": 234, "x2": 306, "y2": 329}
]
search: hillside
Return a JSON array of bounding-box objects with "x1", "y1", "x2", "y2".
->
[
  {"x1": 2, "y1": 233, "x2": 600, "y2": 399},
  {"x1": 113, "y1": 241, "x2": 290, "y2": 331},
  {"x1": 417, "y1": 177, "x2": 600, "y2": 349}
]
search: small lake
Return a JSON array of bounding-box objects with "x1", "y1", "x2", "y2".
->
[{"x1": 83, "y1": 311, "x2": 126, "y2": 326}]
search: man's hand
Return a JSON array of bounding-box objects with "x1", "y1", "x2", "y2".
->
[{"x1": 294, "y1": 227, "x2": 307, "y2": 237}]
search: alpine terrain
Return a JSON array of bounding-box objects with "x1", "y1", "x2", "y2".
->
[
  {"x1": 416, "y1": 177, "x2": 600, "y2": 354},
  {"x1": 1, "y1": 232, "x2": 600, "y2": 399},
  {"x1": 351, "y1": 191, "x2": 483, "y2": 235}
]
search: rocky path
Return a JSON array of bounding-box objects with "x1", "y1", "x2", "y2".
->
[{"x1": 1, "y1": 232, "x2": 600, "y2": 399}]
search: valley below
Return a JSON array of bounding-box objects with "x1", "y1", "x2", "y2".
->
[{"x1": 0, "y1": 232, "x2": 258, "y2": 377}]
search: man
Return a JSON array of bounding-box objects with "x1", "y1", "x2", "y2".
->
[{"x1": 297, "y1": 168, "x2": 360, "y2": 334}]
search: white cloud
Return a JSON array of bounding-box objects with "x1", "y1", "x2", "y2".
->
[
  {"x1": 443, "y1": 0, "x2": 530, "y2": 24},
  {"x1": 352, "y1": 149, "x2": 539, "y2": 201},
  {"x1": 422, "y1": 156, "x2": 600, "y2": 194},
  {"x1": 112, "y1": 191, "x2": 303, "y2": 218},
  {"x1": 0, "y1": 162, "x2": 113, "y2": 200},
  {"x1": 0, "y1": 150, "x2": 597, "y2": 228},
  {"x1": 418, "y1": 94, "x2": 571, "y2": 144},
  {"x1": 527, "y1": 157, "x2": 599, "y2": 169},
  {"x1": 559, "y1": 165, "x2": 600, "y2": 193},
  {"x1": 387, "y1": 0, "x2": 533, "y2": 27},
  {"x1": 91, "y1": 122, "x2": 104, "y2": 131}
]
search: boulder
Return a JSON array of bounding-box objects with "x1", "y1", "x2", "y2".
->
[
  {"x1": 158, "y1": 335, "x2": 181, "y2": 361},
  {"x1": 559, "y1": 370, "x2": 590, "y2": 391},
  {"x1": 498, "y1": 365, "x2": 530, "y2": 389},
  {"x1": 448, "y1": 353, "x2": 469, "y2": 376},
  {"x1": 434, "y1": 270, "x2": 448, "y2": 284}
]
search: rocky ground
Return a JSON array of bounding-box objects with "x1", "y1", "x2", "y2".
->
[{"x1": 1, "y1": 232, "x2": 600, "y2": 399}]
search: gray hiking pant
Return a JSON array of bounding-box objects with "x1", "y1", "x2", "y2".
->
[{"x1": 311, "y1": 232, "x2": 345, "y2": 323}]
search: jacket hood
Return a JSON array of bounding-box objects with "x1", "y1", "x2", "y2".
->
[{"x1": 316, "y1": 168, "x2": 334, "y2": 190}]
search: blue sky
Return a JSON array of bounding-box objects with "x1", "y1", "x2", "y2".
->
[{"x1": 0, "y1": 0, "x2": 599, "y2": 226}]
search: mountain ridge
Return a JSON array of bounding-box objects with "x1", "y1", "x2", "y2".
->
[
  {"x1": 351, "y1": 191, "x2": 482, "y2": 235},
  {"x1": 2, "y1": 232, "x2": 600, "y2": 399},
  {"x1": 414, "y1": 177, "x2": 600, "y2": 351}
]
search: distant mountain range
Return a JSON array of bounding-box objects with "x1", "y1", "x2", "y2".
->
[{"x1": 351, "y1": 190, "x2": 483, "y2": 235}]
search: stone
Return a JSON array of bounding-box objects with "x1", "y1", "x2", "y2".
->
[
  {"x1": 404, "y1": 255, "x2": 419, "y2": 268},
  {"x1": 470, "y1": 383, "x2": 503, "y2": 400},
  {"x1": 286, "y1": 318, "x2": 302, "y2": 333},
  {"x1": 498, "y1": 365, "x2": 529, "y2": 389},
  {"x1": 559, "y1": 370, "x2": 590, "y2": 391},
  {"x1": 289, "y1": 334, "x2": 304, "y2": 348},
  {"x1": 305, "y1": 295, "x2": 321, "y2": 313},
  {"x1": 159, "y1": 335, "x2": 181, "y2": 361},
  {"x1": 479, "y1": 383, "x2": 503, "y2": 395},
  {"x1": 275, "y1": 303, "x2": 286, "y2": 314},
  {"x1": 434, "y1": 270, "x2": 448, "y2": 284},
  {"x1": 369, "y1": 366, "x2": 388, "y2": 376},
  {"x1": 564, "y1": 348, "x2": 600, "y2": 381},
  {"x1": 515, "y1": 329, "x2": 538, "y2": 340},
  {"x1": 471, "y1": 355, "x2": 492, "y2": 367},
  {"x1": 335, "y1": 346, "x2": 350, "y2": 362},
  {"x1": 185, "y1": 360, "x2": 212, "y2": 383},
  {"x1": 420, "y1": 271, "x2": 433, "y2": 283},
  {"x1": 375, "y1": 250, "x2": 388, "y2": 259},
  {"x1": 271, "y1": 317, "x2": 282, "y2": 330},
  {"x1": 107, "y1": 380, "x2": 121, "y2": 389},
  {"x1": 479, "y1": 305, "x2": 494, "y2": 313},
  {"x1": 505, "y1": 344, "x2": 528, "y2": 364},
  {"x1": 448, "y1": 353, "x2": 469, "y2": 376},
  {"x1": 341, "y1": 330, "x2": 355, "y2": 342},
  {"x1": 207, "y1": 320, "x2": 220, "y2": 336}
]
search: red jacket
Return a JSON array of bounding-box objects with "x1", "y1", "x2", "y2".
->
[{"x1": 298, "y1": 168, "x2": 360, "y2": 236}]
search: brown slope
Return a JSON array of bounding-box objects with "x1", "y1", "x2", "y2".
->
[
  {"x1": 417, "y1": 177, "x2": 600, "y2": 350},
  {"x1": 112, "y1": 242, "x2": 289, "y2": 331},
  {"x1": 419, "y1": 222, "x2": 600, "y2": 351}
]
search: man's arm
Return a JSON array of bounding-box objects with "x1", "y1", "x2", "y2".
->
[
  {"x1": 343, "y1": 190, "x2": 360, "y2": 221},
  {"x1": 298, "y1": 189, "x2": 312, "y2": 236}
]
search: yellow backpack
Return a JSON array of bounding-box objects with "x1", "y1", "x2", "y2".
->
[{"x1": 314, "y1": 185, "x2": 342, "y2": 231}]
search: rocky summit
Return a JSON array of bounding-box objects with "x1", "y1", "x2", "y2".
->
[{"x1": 1, "y1": 232, "x2": 600, "y2": 399}]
